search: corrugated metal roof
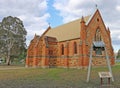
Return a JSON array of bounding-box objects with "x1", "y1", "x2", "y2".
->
[
  {"x1": 93, "y1": 41, "x2": 105, "y2": 47},
  {"x1": 45, "y1": 16, "x2": 91, "y2": 42}
]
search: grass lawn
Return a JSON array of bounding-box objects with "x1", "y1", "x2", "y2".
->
[{"x1": 0, "y1": 64, "x2": 120, "y2": 88}]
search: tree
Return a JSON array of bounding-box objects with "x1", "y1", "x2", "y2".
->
[
  {"x1": 117, "y1": 49, "x2": 120, "y2": 59},
  {"x1": 0, "y1": 16, "x2": 27, "y2": 65}
]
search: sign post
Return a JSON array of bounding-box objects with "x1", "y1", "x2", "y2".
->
[{"x1": 98, "y1": 72, "x2": 112, "y2": 85}]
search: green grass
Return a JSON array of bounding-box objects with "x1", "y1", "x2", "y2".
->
[
  {"x1": 0, "y1": 65, "x2": 120, "y2": 88},
  {"x1": 115, "y1": 62, "x2": 120, "y2": 65}
]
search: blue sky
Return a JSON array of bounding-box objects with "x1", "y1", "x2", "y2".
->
[
  {"x1": 47, "y1": 0, "x2": 63, "y2": 27},
  {"x1": 0, "y1": 0, "x2": 120, "y2": 52}
]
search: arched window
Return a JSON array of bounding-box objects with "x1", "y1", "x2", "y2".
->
[
  {"x1": 95, "y1": 29, "x2": 101, "y2": 41},
  {"x1": 74, "y1": 42, "x2": 77, "y2": 54},
  {"x1": 61, "y1": 44, "x2": 64, "y2": 55}
]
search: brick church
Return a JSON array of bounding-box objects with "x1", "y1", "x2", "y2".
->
[{"x1": 26, "y1": 9, "x2": 115, "y2": 68}]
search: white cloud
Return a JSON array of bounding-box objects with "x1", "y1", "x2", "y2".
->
[
  {"x1": 53, "y1": 0, "x2": 97, "y2": 23},
  {"x1": 24, "y1": 13, "x2": 50, "y2": 45},
  {"x1": 53, "y1": 0, "x2": 120, "y2": 52},
  {"x1": 116, "y1": 6, "x2": 120, "y2": 11},
  {"x1": 0, "y1": 0, "x2": 50, "y2": 46},
  {"x1": 0, "y1": 0, "x2": 119, "y2": 52}
]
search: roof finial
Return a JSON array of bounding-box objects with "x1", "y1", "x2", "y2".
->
[
  {"x1": 34, "y1": 33, "x2": 37, "y2": 38},
  {"x1": 95, "y1": 4, "x2": 98, "y2": 9},
  {"x1": 107, "y1": 27, "x2": 110, "y2": 32},
  {"x1": 48, "y1": 22, "x2": 50, "y2": 27},
  {"x1": 81, "y1": 16, "x2": 85, "y2": 23}
]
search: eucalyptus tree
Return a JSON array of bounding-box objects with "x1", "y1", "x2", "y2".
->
[{"x1": 0, "y1": 16, "x2": 27, "y2": 65}]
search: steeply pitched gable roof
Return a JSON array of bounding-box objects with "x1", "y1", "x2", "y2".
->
[{"x1": 45, "y1": 16, "x2": 90, "y2": 42}]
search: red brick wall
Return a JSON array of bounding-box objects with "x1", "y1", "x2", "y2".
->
[
  {"x1": 86, "y1": 10, "x2": 114, "y2": 66},
  {"x1": 26, "y1": 10, "x2": 115, "y2": 68}
]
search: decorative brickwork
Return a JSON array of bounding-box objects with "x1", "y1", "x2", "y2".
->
[{"x1": 26, "y1": 9, "x2": 115, "y2": 68}]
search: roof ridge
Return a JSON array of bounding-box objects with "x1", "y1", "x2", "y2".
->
[{"x1": 52, "y1": 15, "x2": 91, "y2": 29}]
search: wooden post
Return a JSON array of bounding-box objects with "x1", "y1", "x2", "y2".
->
[
  {"x1": 104, "y1": 46, "x2": 114, "y2": 82},
  {"x1": 87, "y1": 44, "x2": 93, "y2": 82}
]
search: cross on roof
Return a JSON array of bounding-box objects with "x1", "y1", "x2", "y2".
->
[
  {"x1": 95, "y1": 4, "x2": 98, "y2": 9},
  {"x1": 48, "y1": 22, "x2": 50, "y2": 27}
]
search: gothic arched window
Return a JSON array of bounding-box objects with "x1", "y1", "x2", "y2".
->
[
  {"x1": 74, "y1": 42, "x2": 77, "y2": 54},
  {"x1": 95, "y1": 29, "x2": 101, "y2": 41},
  {"x1": 61, "y1": 44, "x2": 64, "y2": 55}
]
